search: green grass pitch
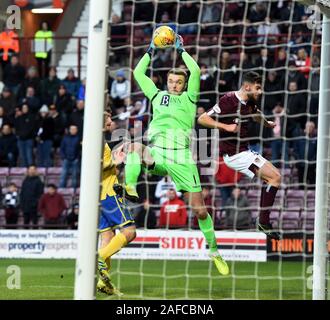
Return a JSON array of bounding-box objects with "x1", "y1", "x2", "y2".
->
[{"x1": 0, "y1": 259, "x2": 325, "y2": 300}]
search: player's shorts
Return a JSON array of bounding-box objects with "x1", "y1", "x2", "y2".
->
[
  {"x1": 98, "y1": 194, "x2": 135, "y2": 233},
  {"x1": 146, "y1": 145, "x2": 202, "y2": 193},
  {"x1": 223, "y1": 149, "x2": 267, "y2": 179}
]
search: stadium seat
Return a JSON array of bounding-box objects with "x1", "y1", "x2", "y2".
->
[{"x1": 279, "y1": 210, "x2": 300, "y2": 230}]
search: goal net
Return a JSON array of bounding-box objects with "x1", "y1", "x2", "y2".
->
[{"x1": 105, "y1": 0, "x2": 330, "y2": 300}]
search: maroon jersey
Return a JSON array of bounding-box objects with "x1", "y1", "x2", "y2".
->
[{"x1": 207, "y1": 92, "x2": 254, "y2": 156}]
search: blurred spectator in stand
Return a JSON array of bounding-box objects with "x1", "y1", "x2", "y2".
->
[
  {"x1": 225, "y1": 188, "x2": 252, "y2": 229},
  {"x1": 34, "y1": 21, "x2": 53, "y2": 78},
  {"x1": 54, "y1": 84, "x2": 74, "y2": 126},
  {"x1": 62, "y1": 68, "x2": 81, "y2": 98},
  {"x1": 293, "y1": 121, "x2": 317, "y2": 188},
  {"x1": 200, "y1": 1, "x2": 221, "y2": 34},
  {"x1": 110, "y1": 14, "x2": 128, "y2": 64},
  {"x1": 17, "y1": 66, "x2": 40, "y2": 99},
  {"x1": 215, "y1": 156, "x2": 243, "y2": 207},
  {"x1": 134, "y1": 199, "x2": 157, "y2": 229},
  {"x1": 255, "y1": 47, "x2": 274, "y2": 72},
  {"x1": 0, "y1": 106, "x2": 10, "y2": 129},
  {"x1": 199, "y1": 63, "x2": 216, "y2": 108},
  {"x1": 0, "y1": 86, "x2": 16, "y2": 120},
  {"x1": 287, "y1": 58, "x2": 307, "y2": 90},
  {"x1": 270, "y1": 103, "x2": 288, "y2": 168},
  {"x1": 274, "y1": 48, "x2": 287, "y2": 80},
  {"x1": 155, "y1": 175, "x2": 181, "y2": 205},
  {"x1": 18, "y1": 86, "x2": 41, "y2": 114},
  {"x1": 248, "y1": 1, "x2": 267, "y2": 23},
  {"x1": 0, "y1": 124, "x2": 18, "y2": 167},
  {"x1": 215, "y1": 51, "x2": 237, "y2": 93},
  {"x1": 257, "y1": 17, "x2": 280, "y2": 44},
  {"x1": 77, "y1": 78, "x2": 86, "y2": 101},
  {"x1": 263, "y1": 70, "x2": 284, "y2": 115},
  {"x1": 0, "y1": 27, "x2": 19, "y2": 71},
  {"x1": 36, "y1": 105, "x2": 55, "y2": 168},
  {"x1": 309, "y1": 56, "x2": 320, "y2": 122},
  {"x1": 128, "y1": 100, "x2": 148, "y2": 126},
  {"x1": 40, "y1": 66, "x2": 61, "y2": 105},
  {"x1": 178, "y1": 1, "x2": 199, "y2": 35},
  {"x1": 69, "y1": 99, "x2": 84, "y2": 140},
  {"x1": 295, "y1": 48, "x2": 311, "y2": 79},
  {"x1": 110, "y1": 70, "x2": 130, "y2": 113},
  {"x1": 20, "y1": 165, "x2": 44, "y2": 228},
  {"x1": 239, "y1": 51, "x2": 256, "y2": 71},
  {"x1": 159, "y1": 188, "x2": 187, "y2": 228},
  {"x1": 67, "y1": 202, "x2": 79, "y2": 229},
  {"x1": 38, "y1": 184, "x2": 67, "y2": 228},
  {"x1": 2, "y1": 182, "x2": 20, "y2": 228},
  {"x1": 134, "y1": 1, "x2": 154, "y2": 36},
  {"x1": 287, "y1": 81, "x2": 307, "y2": 132},
  {"x1": 156, "y1": 11, "x2": 177, "y2": 32},
  {"x1": 3, "y1": 55, "x2": 25, "y2": 96},
  {"x1": 59, "y1": 125, "x2": 81, "y2": 189},
  {"x1": 49, "y1": 104, "x2": 65, "y2": 151},
  {"x1": 14, "y1": 104, "x2": 38, "y2": 167}
]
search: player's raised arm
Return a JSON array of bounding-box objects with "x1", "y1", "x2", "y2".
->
[
  {"x1": 198, "y1": 105, "x2": 238, "y2": 133},
  {"x1": 133, "y1": 41, "x2": 159, "y2": 100},
  {"x1": 175, "y1": 35, "x2": 200, "y2": 103}
]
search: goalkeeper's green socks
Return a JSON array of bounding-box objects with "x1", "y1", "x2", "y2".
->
[
  {"x1": 125, "y1": 151, "x2": 141, "y2": 189},
  {"x1": 198, "y1": 214, "x2": 218, "y2": 254}
]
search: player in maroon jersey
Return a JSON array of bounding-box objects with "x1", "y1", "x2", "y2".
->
[{"x1": 198, "y1": 71, "x2": 281, "y2": 239}]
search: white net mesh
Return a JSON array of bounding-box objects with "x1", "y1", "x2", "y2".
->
[{"x1": 105, "y1": 0, "x2": 330, "y2": 300}]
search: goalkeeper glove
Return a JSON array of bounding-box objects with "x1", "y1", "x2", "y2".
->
[
  {"x1": 175, "y1": 34, "x2": 185, "y2": 55},
  {"x1": 147, "y1": 39, "x2": 156, "y2": 56}
]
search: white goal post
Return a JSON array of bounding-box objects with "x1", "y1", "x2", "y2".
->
[
  {"x1": 74, "y1": 0, "x2": 111, "y2": 300},
  {"x1": 298, "y1": 0, "x2": 330, "y2": 300}
]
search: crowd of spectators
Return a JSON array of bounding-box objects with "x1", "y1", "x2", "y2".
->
[{"x1": 0, "y1": 0, "x2": 322, "y2": 229}]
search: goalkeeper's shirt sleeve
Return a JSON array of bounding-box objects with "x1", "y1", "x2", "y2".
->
[
  {"x1": 182, "y1": 51, "x2": 200, "y2": 103},
  {"x1": 133, "y1": 53, "x2": 159, "y2": 100}
]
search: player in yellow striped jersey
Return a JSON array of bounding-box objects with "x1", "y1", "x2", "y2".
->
[{"x1": 96, "y1": 111, "x2": 136, "y2": 296}]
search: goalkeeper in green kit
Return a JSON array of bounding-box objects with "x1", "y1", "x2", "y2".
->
[{"x1": 114, "y1": 34, "x2": 233, "y2": 275}]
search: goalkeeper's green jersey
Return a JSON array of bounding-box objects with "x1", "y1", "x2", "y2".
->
[{"x1": 133, "y1": 52, "x2": 200, "y2": 149}]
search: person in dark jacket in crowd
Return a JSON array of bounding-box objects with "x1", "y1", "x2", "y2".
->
[
  {"x1": 3, "y1": 55, "x2": 25, "y2": 96},
  {"x1": 54, "y1": 84, "x2": 74, "y2": 126},
  {"x1": 36, "y1": 105, "x2": 55, "y2": 167},
  {"x1": 38, "y1": 184, "x2": 67, "y2": 228},
  {"x1": 59, "y1": 125, "x2": 81, "y2": 188},
  {"x1": 20, "y1": 165, "x2": 44, "y2": 228},
  {"x1": 40, "y1": 66, "x2": 61, "y2": 105},
  {"x1": 62, "y1": 68, "x2": 81, "y2": 98},
  {"x1": 69, "y1": 99, "x2": 84, "y2": 140},
  {"x1": 14, "y1": 104, "x2": 38, "y2": 167},
  {"x1": 48, "y1": 104, "x2": 65, "y2": 150},
  {"x1": 67, "y1": 202, "x2": 79, "y2": 229},
  {"x1": 2, "y1": 182, "x2": 20, "y2": 228},
  {"x1": 0, "y1": 124, "x2": 18, "y2": 167},
  {"x1": 17, "y1": 66, "x2": 41, "y2": 99},
  {"x1": 293, "y1": 121, "x2": 317, "y2": 188},
  {"x1": 18, "y1": 86, "x2": 41, "y2": 114},
  {"x1": 0, "y1": 86, "x2": 16, "y2": 120}
]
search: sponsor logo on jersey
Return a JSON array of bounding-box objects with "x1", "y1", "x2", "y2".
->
[{"x1": 160, "y1": 95, "x2": 170, "y2": 106}]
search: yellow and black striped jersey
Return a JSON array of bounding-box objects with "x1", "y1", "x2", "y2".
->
[{"x1": 100, "y1": 143, "x2": 118, "y2": 200}]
